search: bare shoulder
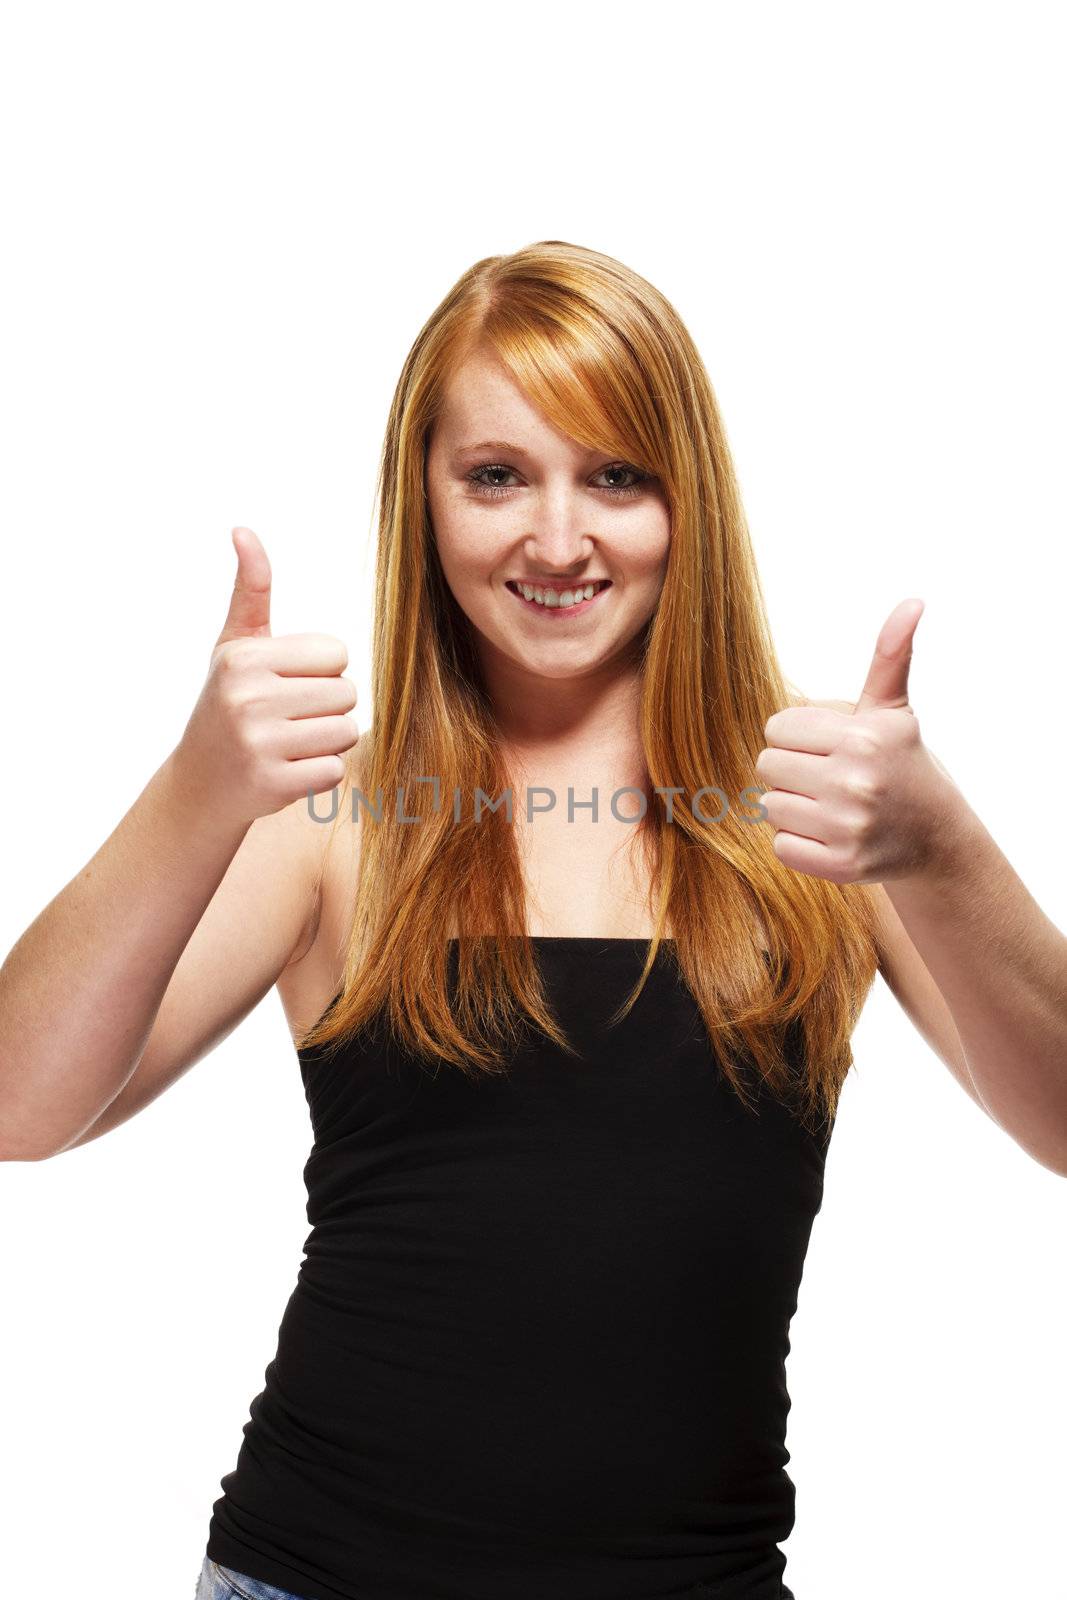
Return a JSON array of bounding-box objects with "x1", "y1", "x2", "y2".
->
[{"x1": 275, "y1": 735, "x2": 368, "y2": 1040}]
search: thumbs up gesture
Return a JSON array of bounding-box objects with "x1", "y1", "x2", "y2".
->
[
  {"x1": 172, "y1": 527, "x2": 359, "y2": 826},
  {"x1": 754, "y1": 600, "x2": 957, "y2": 885}
]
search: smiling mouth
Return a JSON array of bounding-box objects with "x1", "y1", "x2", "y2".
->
[{"x1": 505, "y1": 579, "x2": 612, "y2": 615}]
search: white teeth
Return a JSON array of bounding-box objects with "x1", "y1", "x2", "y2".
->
[{"x1": 517, "y1": 581, "x2": 601, "y2": 609}]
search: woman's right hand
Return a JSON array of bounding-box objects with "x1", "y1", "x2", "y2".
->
[{"x1": 172, "y1": 526, "x2": 359, "y2": 826}]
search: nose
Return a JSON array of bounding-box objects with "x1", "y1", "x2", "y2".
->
[{"x1": 522, "y1": 487, "x2": 595, "y2": 574}]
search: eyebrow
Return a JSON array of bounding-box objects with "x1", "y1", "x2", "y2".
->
[
  {"x1": 451, "y1": 438, "x2": 620, "y2": 464},
  {"x1": 452, "y1": 439, "x2": 534, "y2": 458}
]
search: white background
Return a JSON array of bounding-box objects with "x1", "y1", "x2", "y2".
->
[{"x1": 1, "y1": 4, "x2": 1065, "y2": 1597}]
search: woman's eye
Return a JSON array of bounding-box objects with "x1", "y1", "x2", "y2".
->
[
  {"x1": 466, "y1": 465, "x2": 520, "y2": 497},
  {"x1": 464, "y1": 464, "x2": 650, "y2": 500},
  {"x1": 597, "y1": 465, "x2": 649, "y2": 497}
]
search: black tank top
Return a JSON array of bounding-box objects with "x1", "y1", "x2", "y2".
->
[{"x1": 205, "y1": 938, "x2": 830, "y2": 1600}]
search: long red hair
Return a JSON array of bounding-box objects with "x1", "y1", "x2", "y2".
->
[{"x1": 297, "y1": 239, "x2": 879, "y2": 1140}]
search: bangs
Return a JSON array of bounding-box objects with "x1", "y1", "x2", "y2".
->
[{"x1": 473, "y1": 296, "x2": 675, "y2": 485}]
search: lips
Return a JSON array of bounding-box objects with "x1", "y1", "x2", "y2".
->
[{"x1": 505, "y1": 579, "x2": 612, "y2": 617}]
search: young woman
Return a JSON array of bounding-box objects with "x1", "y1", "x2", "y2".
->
[{"x1": 2, "y1": 240, "x2": 1065, "y2": 1600}]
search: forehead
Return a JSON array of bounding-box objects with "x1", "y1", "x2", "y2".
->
[{"x1": 433, "y1": 349, "x2": 576, "y2": 455}]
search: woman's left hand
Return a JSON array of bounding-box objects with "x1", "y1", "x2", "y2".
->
[{"x1": 754, "y1": 599, "x2": 965, "y2": 885}]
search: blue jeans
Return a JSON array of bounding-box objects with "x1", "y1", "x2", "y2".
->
[{"x1": 195, "y1": 1553, "x2": 311, "y2": 1600}]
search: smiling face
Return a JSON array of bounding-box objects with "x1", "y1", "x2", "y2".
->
[{"x1": 424, "y1": 347, "x2": 671, "y2": 696}]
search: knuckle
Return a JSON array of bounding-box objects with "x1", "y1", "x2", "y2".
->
[
  {"x1": 841, "y1": 771, "x2": 877, "y2": 805},
  {"x1": 235, "y1": 719, "x2": 269, "y2": 758},
  {"x1": 223, "y1": 683, "x2": 260, "y2": 720},
  {"x1": 842, "y1": 730, "x2": 879, "y2": 761},
  {"x1": 215, "y1": 639, "x2": 256, "y2": 674},
  {"x1": 843, "y1": 807, "x2": 874, "y2": 844}
]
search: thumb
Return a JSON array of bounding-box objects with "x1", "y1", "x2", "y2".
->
[
  {"x1": 853, "y1": 598, "x2": 925, "y2": 713},
  {"x1": 216, "y1": 526, "x2": 272, "y2": 644}
]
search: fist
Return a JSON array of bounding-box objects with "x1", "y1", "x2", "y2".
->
[
  {"x1": 174, "y1": 526, "x2": 359, "y2": 825},
  {"x1": 754, "y1": 600, "x2": 959, "y2": 885}
]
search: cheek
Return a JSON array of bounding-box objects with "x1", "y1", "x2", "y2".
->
[
  {"x1": 432, "y1": 515, "x2": 503, "y2": 592},
  {"x1": 631, "y1": 520, "x2": 671, "y2": 584}
]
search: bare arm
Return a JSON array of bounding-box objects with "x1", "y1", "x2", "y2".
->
[
  {"x1": 52, "y1": 781, "x2": 333, "y2": 1155},
  {"x1": 0, "y1": 524, "x2": 357, "y2": 1161},
  {"x1": 0, "y1": 751, "x2": 262, "y2": 1159}
]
